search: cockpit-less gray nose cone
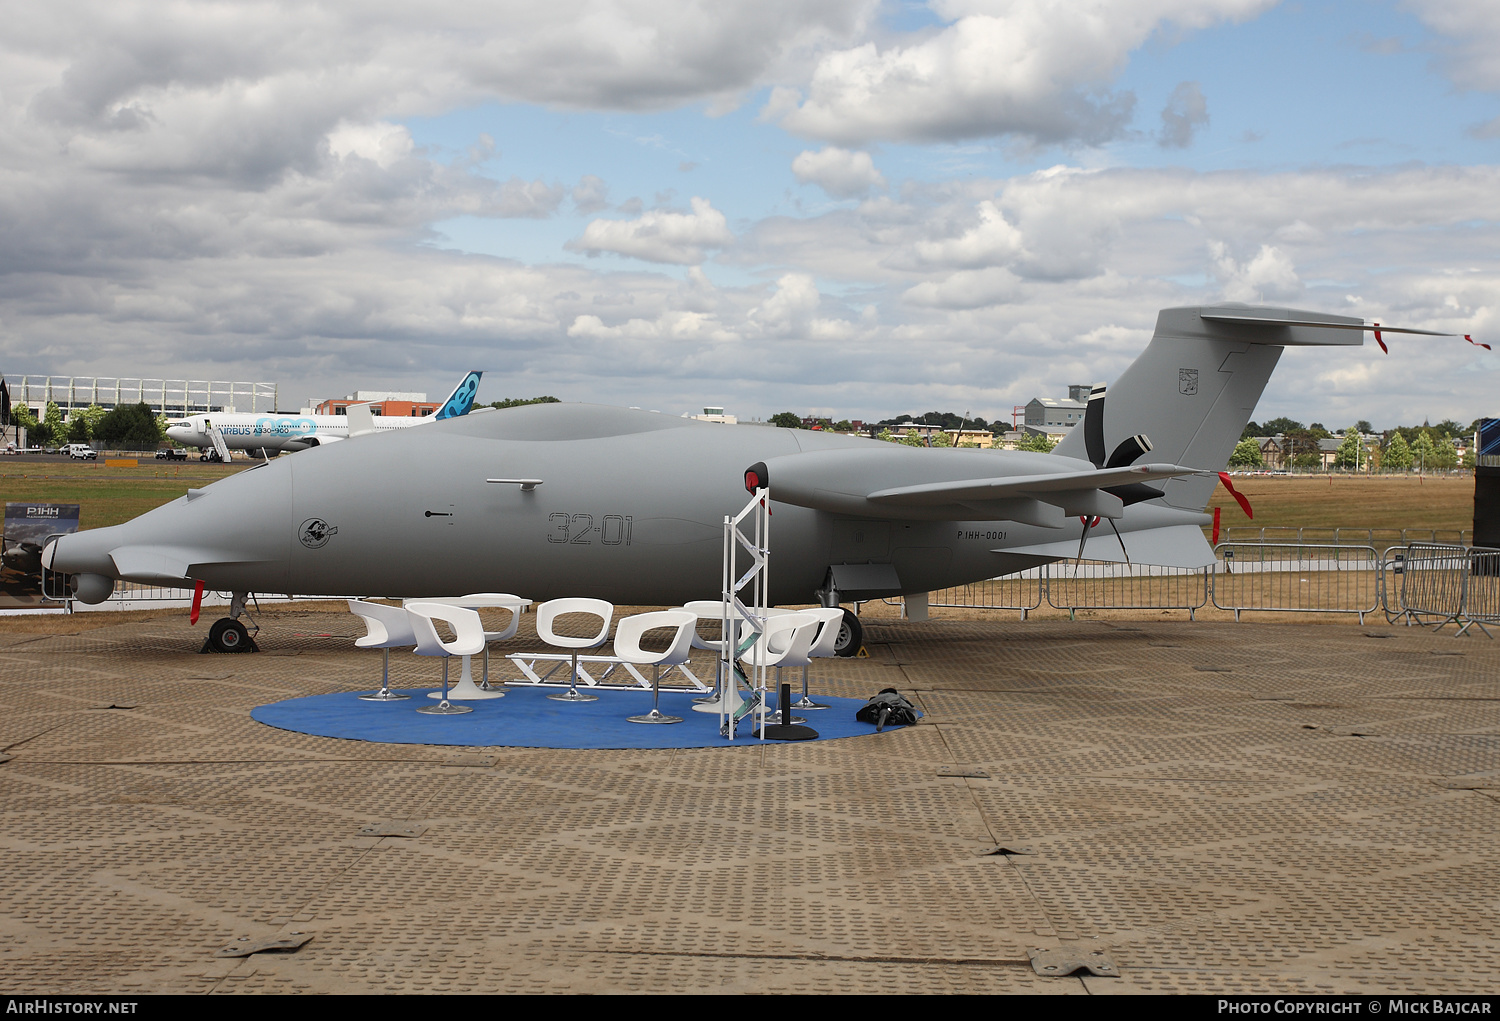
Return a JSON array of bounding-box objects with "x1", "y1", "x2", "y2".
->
[{"x1": 45, "y1": 305, "x2": 1468, "y2": 652}]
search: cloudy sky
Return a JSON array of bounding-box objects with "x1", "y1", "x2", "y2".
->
[{"x1": 3, "y1": 0, "x2": 1498, "y2": 429}]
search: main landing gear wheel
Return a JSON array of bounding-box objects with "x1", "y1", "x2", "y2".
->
[
  {"x1": 833, "y1": 608, "x2": 863, "y2": 658},
  {"x1": 207, "y1": 617, "x2": 255, "y2": 653}
]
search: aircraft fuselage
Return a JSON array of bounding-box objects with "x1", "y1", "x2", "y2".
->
[{"x1": 49, "y1": 404, "x2": 1208, "y2": 605}]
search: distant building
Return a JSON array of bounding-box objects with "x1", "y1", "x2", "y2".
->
[
  {"x1": 876, "y1": 423, "x2": 947, "y2": 442},
  {"x1": 945, "y1": 428, "x2": 997, "y2": 448},
  {"x1": 4, "y1": 374, "x2": 278, "y2": 418},
  {"x1": 1024, "y1": 384, "x2": 1091, "y2": 430},
  {"x1": 690, "y1": 406, "x2": 738, "y2": 425},
  {"x1": 314, "y1": 390, "x2": 437, "y2": 417}
]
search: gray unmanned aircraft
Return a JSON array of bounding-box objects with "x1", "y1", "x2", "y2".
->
[{"x1": 45, "y1": 304, "x2": 1462, "y2": 652}]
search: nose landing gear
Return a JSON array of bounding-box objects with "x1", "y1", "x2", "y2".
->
[{"x1": 202, "y1": 590, "x2": 260, "y2": 653}]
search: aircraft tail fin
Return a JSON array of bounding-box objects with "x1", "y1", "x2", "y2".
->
[
  {"x1": 432, "y1": 371, "x2": 482, "y2": 421},
  {"x1": 1052, "y1": 304, "x2": 1410, "y2": 512}
]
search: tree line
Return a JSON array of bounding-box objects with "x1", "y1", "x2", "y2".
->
[
  {"x1": 9, "y1": 401, "x2": 166, "y2": 448},
  {"x1": 1230, "y1": 417, "x2": 1483, "y2": 472}
]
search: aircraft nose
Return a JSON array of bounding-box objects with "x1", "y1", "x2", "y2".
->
[{"x1": 166, "y1": 426, "x2": 189, "y2": 443}]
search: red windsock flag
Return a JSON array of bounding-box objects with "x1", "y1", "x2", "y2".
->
[
  {"x1": 1212, "y1": 506, "x2": 1222, "y2": 546},
  {"x1": 1218, "y1": 472, "x2": 1253, "y2": 519},
  {"x1": 1373, "y1": 323, "x2": 1388, "y2": 354},
  {"x1": 1466, "y1": 334, "x2": 1492, "y2": 352},
  {"x1": 190, "y1": 580, "x2": 205, "y2": 625}
]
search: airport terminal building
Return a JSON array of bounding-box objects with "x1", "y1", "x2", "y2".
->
[{"x1": 4, "y1": 375, "x2": 279, "y2": 418}]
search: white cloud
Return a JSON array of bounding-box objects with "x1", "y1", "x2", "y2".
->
[
  {"x1": 328, "y1": 122, "x2": 415, "y2": 167},
  {"x1": 914, "y1": 200, "x2": 1025, "y2": 268},
  {"x1": 1405, "y1": 0, "x2": 1500, "y2": 90},
  {"x1": 1158, "y1": 81, "x2": 1209, "y2": 148},
  {"x1": 750, "y1": 273, "x2": 823, "y2": 332},
  {"x1": 1209, "y1": 241, "x2": 1302, "y2": 301},
  {"x1": 568, "y1": 197, "x2": 734, "y2": 264},
  {"x1": 903, "y1": 267, "x2": 1024, "y2": 309},
  {"x1": 791, "y1": 146, "x2": 886, "y2": 198},
  {"x1": 774, "y1": 0, "x2": 1275, "y2": 144},
  {"x1": 568, "y1": 309, "x2": 734, "y2": 342},
  {"x1": 572, "y1": 175, "x2": 611, "y2": 214}
]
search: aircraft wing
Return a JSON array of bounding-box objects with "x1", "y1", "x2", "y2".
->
[
  {"x1": 760, "y1": 448, "x2": 1198, "y2": 528},
  {"x1": 867, "y1": 463, "x2": 1191, "y2": 505}
]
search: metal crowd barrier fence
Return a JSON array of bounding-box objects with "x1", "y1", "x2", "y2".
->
[
  {"x1": 1462, "y1": 549, "x2": 1500, "y2": 638},
  {"x1": 1218, "y1": 526, "x2": 1472, "y2": 550},
  {"x1": 1044, "y1": 560, "x2": 1210, "y2": 620},
  {"x1": 1389, "y1": 543, "x2": 1499, "y2": 637},
  {"x1": 926, "y1": 567, "x2": 1045, "y2": 619},
  {"x1": 1391, "y1": 544, "x2": 1470, "y2": 630},
  {"x1": 1212, "y1": 543, "x2": 1382, "y2": 623}
]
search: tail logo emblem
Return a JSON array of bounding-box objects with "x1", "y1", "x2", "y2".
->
[
  {"x1": 299, "y1": 518, "x2": 338, "y2": 549},
  {"x1": 1178, "y1": 368, "x2": 1198, "y2": 395}
]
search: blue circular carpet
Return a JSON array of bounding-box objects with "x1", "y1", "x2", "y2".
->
[{"x1": 252, "y1": 686, "x2": 916, "y2": 749}]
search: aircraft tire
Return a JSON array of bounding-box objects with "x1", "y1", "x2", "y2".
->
[
  {"x1": 208, "y1": 618, "x2": 252, "y2": 653},
  {"x1": 833, "y1": 609, "x2": 863, "y2": 658}
]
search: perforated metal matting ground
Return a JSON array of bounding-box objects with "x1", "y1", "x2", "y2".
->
[{"x1": 1, "y1": 609, "x2": 1497, "y2": 994}]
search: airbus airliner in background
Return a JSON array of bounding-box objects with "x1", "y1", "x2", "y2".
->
[{"x1": 166, "y1": 372, "x2": 482, "y2": 458}]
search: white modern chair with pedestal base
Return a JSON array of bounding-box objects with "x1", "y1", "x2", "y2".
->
[
  {"x1": 791, "y1": 606, "x2": 846, "y2": 710},
  {"x1": 682, "y1": 599, "x2": 733, "y2": 713},
  {"x1": 739, "y1": 612, "x2": 821, "y2": 727},
  {"x1": 350, "y1": 600, "x2": 417, "y2": 701},
  {"x1": 402, "y1": 593, "x2": 531, "y2": 696},
  {"x1": 536, "y1": 598, "x2": 614, "y2": 702},
  {"x1": 406, "y1": 602, "x2": 488, "y2": 715},
  {"x1": 614, "y1": 609, "x2": 698, "y2": 725}
]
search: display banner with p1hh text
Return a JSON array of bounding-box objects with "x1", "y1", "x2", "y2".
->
[{"x1": 1, "y1": 503, "x2": 80, "y2": 608}]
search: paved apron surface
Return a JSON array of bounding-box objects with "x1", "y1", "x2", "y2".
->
[{"x1": 0, "y1": 610, "x2": 1496, "y2": 994}]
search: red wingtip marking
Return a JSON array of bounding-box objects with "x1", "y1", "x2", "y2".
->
[
  {"x1": 1218, "y1": 472, "x2": 1254, "y2": 520},
  {"x1": 1373, "y1": 324, "x2": 1388, "y2": 354},
  {"x1": 190, "y1": 580, "x2": 205, "y2": 625},
  {"x1": 1466, "y1": 334, "x2": 1492, "y2": 351},
  {"x1": 1212, "y1": 506, "x2": 1221, "y2": 546}
]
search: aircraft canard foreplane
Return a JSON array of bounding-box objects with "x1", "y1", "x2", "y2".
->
[{"x1": 45, "y1": 305, "x2": 1481, "y2": 652}]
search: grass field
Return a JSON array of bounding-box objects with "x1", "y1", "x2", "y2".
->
[
  {"x1": 0, "y1": 460, "x2": 251, "y2": 530},
  {"x1": 1204, "y1": 474, "x2": 1474, "y2": 533}
]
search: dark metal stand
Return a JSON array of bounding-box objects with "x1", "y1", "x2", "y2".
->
[{"x1": 759, "y1": 683, "x2": 817, "y2": 741}]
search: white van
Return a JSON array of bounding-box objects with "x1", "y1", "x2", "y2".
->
[{"x1": 66, "y1": 443, "x2": 97, "y2": 460}]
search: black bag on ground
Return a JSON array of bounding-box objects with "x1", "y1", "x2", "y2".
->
[{"x1": 856, "y1": 688, "x2": 918, "y2": 732}]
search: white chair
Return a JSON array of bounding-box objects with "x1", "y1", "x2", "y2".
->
[
  {"x1": 349, "y1": 600, "x2": 417, "y2": 701},
  {"x1": 614, "y1": 610, "x2": 698, "y2": 725},
  {"x1": 740, "y1": 612, "x2": 821, "y2": 724},
  {"x1": 535, "y1": 598, "x2": 614, "y2": 702},
  {"x1": 405, "y1": 602, "x2": 488, "y2": 715},
  {"x1": 403, "y1": 593, "x2": 530, "y2": 691},
  {"x1": 792, "y1": 607, "x2": 846, "y2": 710},
  {"x1": 682, "y1": 599, "x2": 733, "y2": 710}
]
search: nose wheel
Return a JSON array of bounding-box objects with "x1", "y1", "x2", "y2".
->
[{"x1": 205, "y1": 617, "x2": 259, "y2": 653}]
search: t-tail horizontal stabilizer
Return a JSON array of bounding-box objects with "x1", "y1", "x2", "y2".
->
[{"x1": 1052, "y1": 304, "x2": 1471, "y2": 514}]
